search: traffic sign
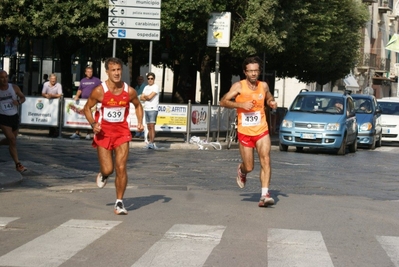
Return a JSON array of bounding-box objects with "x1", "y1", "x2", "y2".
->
[
  {"x1": 108, "y1": 7, "x2": 161, "y2": 19},
  {"x1": 108, "y1": 17, "x2": 160, "y2": 29},
  {"x1": 207, "y1": 12, "x2": 231, "y2": 47},
  {"x1": 108, "y1": 0, "x2": 161, "y2": 8},
  {"x1": 108, "y1": 0, "x2": 161, "y2": 40},
  {"x1": 108, "y1": 28, "x2": 160, "y2": 40}
]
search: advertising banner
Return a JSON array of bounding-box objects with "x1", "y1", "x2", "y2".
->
[
  {"x1": 190, "y1": 105, "x2": 208, "y2": 132},
  {"x1": 63, "y1": 98, "x2": 140, "y2": 130},
  {"x1": 20, "y1": 97, "x2": 60, "y2": 126},
  {"x1": 156, "y1": 104, "x2": 188, "y2": 132},
  {"x1": 64, "y1": 98, "x2": 91, "y2": 129}
]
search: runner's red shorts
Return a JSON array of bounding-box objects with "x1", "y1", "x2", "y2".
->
[{"x1": 238, "y1": 131, "x2": 269, "y2": 148}]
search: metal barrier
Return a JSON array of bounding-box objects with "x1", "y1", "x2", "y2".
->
[{"x1": 19, "y1": 97, "x2": 234, "y2": 143}]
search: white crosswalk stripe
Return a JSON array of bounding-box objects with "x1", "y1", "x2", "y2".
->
[
  {"x1": 2, "y1": 217, "x2": 399, "y2": 266},
  {"x1": 268, "y1": 228, "x2": 335, "y2": 267},
  {"x1": 0, "y1": 219, "x2": 121, "y2": 267},
  {"x1": 0, "y1": 217, "x2": 19, "y2": 228},
  {"x1": 377, "y1": 235, "x2": 399, "y2": 267},
  {"x1": 131, "y1": 224, "x2": 226, "y2": 267}
]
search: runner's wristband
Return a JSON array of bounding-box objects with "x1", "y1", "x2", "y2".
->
[{"x1": 91, "y1": 122, "x2": 96, "y2": 128}]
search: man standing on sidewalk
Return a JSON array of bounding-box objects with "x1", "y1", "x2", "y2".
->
[
  {"x1": 84, "y1": 57, "x2": 143, "y2": 215},
  {"x1": 140, "y1": 72, "x2": 159, "y2": 149},
  {"x1": 220, "y1": 56, "x2": 277, "y2": 207},
  {"x1": 70, "y1": 66, "x2": 101, "y2": 140},
  {"x1": 42, "y1": 73, "x2": 63, "y2": 137},
  {"x1": 0, "y1": 70, "x2": 27, "y2": 173}
]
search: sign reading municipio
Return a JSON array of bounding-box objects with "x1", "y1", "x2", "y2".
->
[{"x1": 207, "y1": 12, "x2": 231, "y2": 47}]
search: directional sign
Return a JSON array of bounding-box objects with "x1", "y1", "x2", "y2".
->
[
  {"x1": 108, "y1": 7, "x2": 161, "y2": 19},
  {"x1": 108, "y1": 17, "x2": 160, "y2": 29},
  {"x1": 108, "y1": 0, "x2": 161, "y2": 40},
  {"x1": 109, "y1": 0, "x2": 161, "y2": 8},
  {"x1": 207, "y1": 12, "x2": 231, "y2": 47},
  {"x1": 108, "y1": 28, "x2": 160, "y2": 41}
]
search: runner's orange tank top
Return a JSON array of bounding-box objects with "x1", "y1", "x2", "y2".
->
[{"x1": 235, "y1": 80, "x2": 268, "y2": 136}]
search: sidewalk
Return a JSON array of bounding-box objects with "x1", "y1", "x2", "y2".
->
[{"x1": 0, "y1": 126, "x2": 279, "y2": 187}]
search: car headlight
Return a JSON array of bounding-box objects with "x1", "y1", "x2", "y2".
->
[
  {"x1": 281, "y1": 119, "x2": 293, "y2": 128},
  {"x1": 359, "y1": 122, "x2": 372, "y2": 131},
  {"x1": 326, "y1": 123, "x2": 340, "y2": 131}
]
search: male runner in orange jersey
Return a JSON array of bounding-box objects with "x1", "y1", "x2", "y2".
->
[
  {"x1": 84, "y1": 57, "x2": 144, "y2": 215},
  {"x1": 220, "y1": 56, "x2": 277, "y2": 207}
]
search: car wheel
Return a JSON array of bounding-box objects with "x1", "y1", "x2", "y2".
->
[
  {"x1": 367, "y1": 133, "x2": 376, "y2": 150},
  {"x1": 337, "y1": 134, "x2": 347, "y2": 155},
  {"x1": 279, "y1": 142, "x2": 288, "y2": 151},
  {"x1": 349, "y1": 138, "x2": 357, "y2": 153},
  {"x1": 296, "y1": 146, "x2": 303, "y2": 152},
  {"x1": 376, "y1": 132, "x2": 382, "y2": 147}
]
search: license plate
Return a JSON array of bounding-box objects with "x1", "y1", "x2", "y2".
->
[
  {"x1": 382, "y1": 128, "x2": 390, "y2": 134},
  {"x1": 301, "y1": 133, "x2": 316, "y2": 139}
]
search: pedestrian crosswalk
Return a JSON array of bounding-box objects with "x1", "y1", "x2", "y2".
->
[{"x1": 0, "y1": 217, "x2": 398, "y2": 267}]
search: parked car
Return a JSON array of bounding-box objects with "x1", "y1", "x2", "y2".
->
[
  {"x1": 279, "y1": 90, "x2": 358, "y2": 155},
  {"x1": 377, "y1": 97, "x2": 399, "y2": 143},
  {"x1": 351, "y1": 94, "x2": 382, "y2": 149}
]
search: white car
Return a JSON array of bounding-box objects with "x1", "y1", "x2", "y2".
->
[{"x1": 377, "y1": 97, "x2": 399, "y2": 142}]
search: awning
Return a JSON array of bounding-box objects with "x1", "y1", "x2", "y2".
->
[
  {"x1": 343, "y1": 74, "x2": 359, "y2": 90},
  {"x1": 386, "y1": 34, "x2": 399, "y2": 53}
]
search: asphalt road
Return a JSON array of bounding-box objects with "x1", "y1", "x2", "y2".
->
[{"x1": 1, "y1": 139, "x2": 399, "y2": 267}]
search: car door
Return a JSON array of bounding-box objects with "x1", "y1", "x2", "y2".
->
[
  {"x1": 345, "y1": 97, "x2": 357, "y2": 143},
  {"x1": 373, "y1": 97, "x2": 382, "y2": 135}
]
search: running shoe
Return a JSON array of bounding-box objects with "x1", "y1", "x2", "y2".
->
[
  {"x1": 114, "y1": 201, "x2": 128, "y2": 215},
  {"x1": 16, "y1": 162, "x2": 27, "y2": 173},
  {"x1": 144, "y1": 143, "x2": 155, "y2": 149},
  {"x1": 258, "y1": 193, "x2": 275, "y2": 207},
  {"x1": 70, "y1": 133, "x2": 81, "y2": 139},
  {"x1": 96, "y1": 173, "x2": 108, "y2": 188},
  {"x1": 236, "y1": 164, "x2": 247, "y2": 188}
]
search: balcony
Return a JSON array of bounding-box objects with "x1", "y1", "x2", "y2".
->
[
  {"x1": 357, "y1": 53, "x2": 391, "y2": 72},
  {"x1": 379, "y1": 0, "x2": 393, "y2": 13},
  {"x1": 362, "y1": 0, "x2": 377, "y2": 4}
]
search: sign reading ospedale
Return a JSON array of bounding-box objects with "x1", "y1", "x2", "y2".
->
[{"x1": 108, "y1": 0, "x2": 161, "y2": 41}]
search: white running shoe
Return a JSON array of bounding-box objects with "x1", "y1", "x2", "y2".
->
[
  {"x1": 258, "y1": 193, "x2": 275, "y2": 207},
  {"x1": 70, "y1": 133, "x2": 81, "y2": 139},
  {"x1": 96, "y1": 173, "x2": 107, "y2": 188},
  {"x1": 114, "y1": 201, "x2": 128, "y2": 215},
  {"x1": 85, "y1": 134, "x2": 91, "y2": 140}
]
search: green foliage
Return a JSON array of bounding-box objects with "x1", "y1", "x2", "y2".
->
[
  {"x1": 0, "y1": 0, "x2": 370, "y2": 90},
  {"x1": 267, "y1": 0, "x2": 369, "y2": 84},
  {"x1": 0, "y1": 0, "x2": 108, "y2": 41}
]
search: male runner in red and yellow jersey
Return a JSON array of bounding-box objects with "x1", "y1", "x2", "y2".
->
[
  {"x1": 84, "y1": 57, "x2": 144, "y2": 215},
  {"x1": 220, "y1": 56, "x2": 277, "y2": 207}
]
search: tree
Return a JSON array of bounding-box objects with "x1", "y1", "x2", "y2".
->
[
  {"x1": 266, "y1": 0, "x2": 369, "y2": 85},
  {"x1": 1, "y1": 0, "x2": 369, "y2": 100},
  {"x1": 0, "y1": 0, "x2": 109, "y2": 96}
]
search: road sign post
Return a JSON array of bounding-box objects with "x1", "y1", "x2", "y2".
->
[
  {"x1": 108, "y1": 0, "x2": 161, "y2": 60},
  {"x1": 207, "y1": 12, "x2": 231, "y2": 105}
]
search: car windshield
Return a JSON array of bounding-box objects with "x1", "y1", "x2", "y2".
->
[
  {"x1": 290, "y1": 95, "x2": 344, "y2": 114},
  {"x1": 378, "y1": 101, "x2": 399, "y2": 115},
  {"x1": 354, "y1": 98, "x2": 373, "y2": 114}
]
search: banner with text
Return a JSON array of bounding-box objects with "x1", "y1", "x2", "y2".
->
[{"x1": 20, "y1": 97, "x2": 60, "y2": 126}]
